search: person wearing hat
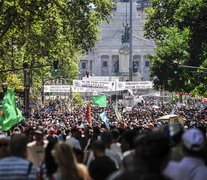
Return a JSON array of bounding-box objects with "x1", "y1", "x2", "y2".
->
[
  {"x1": 46, "y1": 127, "x2": 59, "y2": 144},
  {"x1": 163, "y1": 128, "x2": 207, "y2": 180},
  {"x1": 13, "y1": 127, "x2": 21, "y2": 134},
  {"x1": 27, "y1": 127, "x2": 49, "y2": 169}
]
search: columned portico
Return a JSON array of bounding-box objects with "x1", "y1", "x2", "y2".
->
[{"x1": 78, "y1": 0, "x2": 154, "y2": 80}]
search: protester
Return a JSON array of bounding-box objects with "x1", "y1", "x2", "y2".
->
[
  {"x1": 83, "y1": 127, "x2": 100, "y2": 164},
  {"x1": 46, "y1": 127, "x2": 59, "y2": 144},
  {"x1": 66, "y1": 128, "x2": 82, "y2": 150},
  {"x1": 87, "y1": 130, "x2": 122, "y2": 169},
  {"x1": 89, "y1": 140, "x2": 117, "y2": 180},
  {"x1": 27, "y1": 126, "x2": 49, "y2": 169},
  {"x1": 109, "y1": 130, "x2": 171, "y2": 180},
  {"x1": 52, "y1": 142, "x2": 90, "y2": 180},
  {"x1": 121, "y1": 129, "x2": 138, "y2": 168},
  {"x1": 37, "y1": 141, "x2": 58, "y2": 180},
  {"x1": 13, "y1": 127, "x2": 21, "y2": 134},
  {"x1": 0, "y1": 134, "x2": 36, "y2": 180},
  {"x1": 163, "y1": 128, "x2": 207, "y2": 180},
  {"x1": 73, "y1": 147, "x2": 84, "y2": 163},
  {"x1": 111, "y1": 128, "x2": 122, "y2": 158},
  {"x1": 0, "y1": 134, "x2": 9, "y2": 160},
  {"x1": 24, "y1": 126, "x2": 34, "y2": 143}
]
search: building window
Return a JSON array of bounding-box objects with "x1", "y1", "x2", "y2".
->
[
  {"x1": 113, "y1": 60, "x2": 119, "y2": 73},
  {"x1": 133, "y1": 61, "x2": 139, "y2": 73},
  {"x1": 82, "y1": 62, "x2": 86, "y2": 69},
  {"x1": 103, "y1": 61, "x2": 107, "y2": 67},
  {"x1": 90, "y1": 60, "x2": 92, "y2": 70},
  {"x1": 112, "y1": 55, "x2": 119, "y2": 73},
  {"x1": 145, "y1": 61, "x2": 150, "y2": 67}
]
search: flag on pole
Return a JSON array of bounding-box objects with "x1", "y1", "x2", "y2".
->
[
  {"x1": 91, "y1": 94, "x2": 107, "y2": 107},
  {"x1": 81, "y1": 122, "x2": 85, "y2": 128},
  {"x1": 109, "y1": 104, "x2": 114, "y2": 112},
  {"x1": 115, "y1": 95, "x2": 122, "y2": 121},
  {"x1": 86, "y1": 104, "x2": 92, "y2": 124},
  {"x1": 100, "y1": 111, "x2": 109, "y2": 128},
  {"x1": 170, "y1": 107, "x2": 175, "y2": 114},
  {"x1": 0, "y1": 88, "x2": 23, "y2": 131}
]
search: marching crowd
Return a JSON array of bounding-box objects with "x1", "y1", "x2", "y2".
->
[{"x1": 0, "y1": 101, "x2": 207, "y2": 180}]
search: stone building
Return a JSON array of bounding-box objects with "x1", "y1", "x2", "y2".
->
[{"x1": 78, "y1": 0, "x2": 155, "y2": 81}]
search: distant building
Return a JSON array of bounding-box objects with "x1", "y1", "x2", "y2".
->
[{"x1": 78, "y1": 0, "x2": 154, "y2": 81}]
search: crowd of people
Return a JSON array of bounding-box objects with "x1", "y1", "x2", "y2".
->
[{"x1": 0, "y1": 100, "x2": 207, "y2": 180}]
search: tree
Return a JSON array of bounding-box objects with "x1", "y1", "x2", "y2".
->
[
  {"x1": 144, "y1": 0, "x2": 207, "y2": 95},
  {"x1": 0, "y1": 0, "x2": 114, "y2": 96},
  {"x1": 149, "y1": 27, "x2": 191, "y2": 92},
  {"x1": 144, "y1": 0, "x2": 180, "y2": 40},
  {"x1": 73, "y1": 93, "x2": 84, "y2": 108}
]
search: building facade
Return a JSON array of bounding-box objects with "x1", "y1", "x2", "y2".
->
[{"x1": 78, "y1": 0, "x2": 155, "y2": 81}]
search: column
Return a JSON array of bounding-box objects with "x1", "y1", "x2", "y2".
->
[
  {"x1": 94, "y1": 54, "x2": 102, "y2": 76},
  {"x1": 109, "y1": 55, "x2": 112, "y2": 76},
  {"x1": 140, "y1": 55, "x2": 145, "y2": 79}
]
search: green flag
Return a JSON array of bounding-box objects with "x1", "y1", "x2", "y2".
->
[
  {"x1": 115, "y1": 95, "x2": 122, "y2": 121},
  {"x1": 91, "y1": 94, "x2": 107, "y2": 107},
  {"x1": 0, "y1": 88, "x2": 23, "y2": 131}
]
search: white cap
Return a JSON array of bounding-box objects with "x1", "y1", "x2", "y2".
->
[{"x1": 182, "y1": 128, "x2": 204, "y2": 151}]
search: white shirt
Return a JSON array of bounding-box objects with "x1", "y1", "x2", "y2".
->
[
  {"x1": 163, "y1": 156, "x2": 207, "y2": 180},
  {"x1": 111, "y1": 142, "x2": 122, "y2": 159},
  {"x1": 87, "y1": 148, "x2": 122, "y2": 169},
  {"x1": 27, "y1": 140, "x2": 48, "y2": 169},
  {"x1": 66, "y1": 136, "x2": 81, "y2": 150}
]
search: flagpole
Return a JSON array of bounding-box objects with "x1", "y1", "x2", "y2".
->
[
  {"x1": 115, "y1": 94, "x2": 122, "y2": 122},
  {"x1": 129, "y1": 0, "x2": 133, "y2": 81}
]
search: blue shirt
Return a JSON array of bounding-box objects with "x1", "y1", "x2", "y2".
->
[{"x1": 0, "y1": 156, "x2": 36, "y2": 180}]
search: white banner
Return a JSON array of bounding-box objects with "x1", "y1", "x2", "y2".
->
[
  {"x1": 44, "y1": 85, "x2": 73, "y2": 93},
  {"x1": 44, "y1": 81, "x2": 153, "y2": 93},
  {"x1": 117, "y1": 81, "x2": 153, "y2": 90},
  {"x1": 73, "y1": 80, "x2": 116, "y2": 92}
]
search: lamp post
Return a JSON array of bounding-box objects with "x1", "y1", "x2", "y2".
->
[
  {"x1": 129, "y1": 0, "x2": 133, "y2": 81},
  {"x1": 23, "y1": 62, "x2": 30, "y2": 115}
]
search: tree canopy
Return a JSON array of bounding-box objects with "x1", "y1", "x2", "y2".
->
[
  {"x1": 0, "y1": 0, "x2": 114, "y2": 97},
  {"x1": 144, "y1": 0, "x2": 207, "y2": 95}
]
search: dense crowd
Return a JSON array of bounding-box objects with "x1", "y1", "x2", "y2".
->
[{"x1": 0, "y1": 101, "x2": 207, "y2": 180}]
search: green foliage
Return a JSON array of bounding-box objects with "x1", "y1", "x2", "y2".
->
[
  {"x1": 144, "y1": 0, "x2": 180, "y2": 40},
  {"x1": 0, "y1": 73, "x2": 24, "y2": 92},
  {"x1": 0, "y1": 0, "x2": 114, "y2": 98},
  {"x1": 173, "y1": 94, "x2": 179, "y2": 103},
  {"x1": 73, "y1": 92, "x2": 84, "y2": 108},
  {"x1": 145, "y1": 0, "x2": 207, "y2": 95}
]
